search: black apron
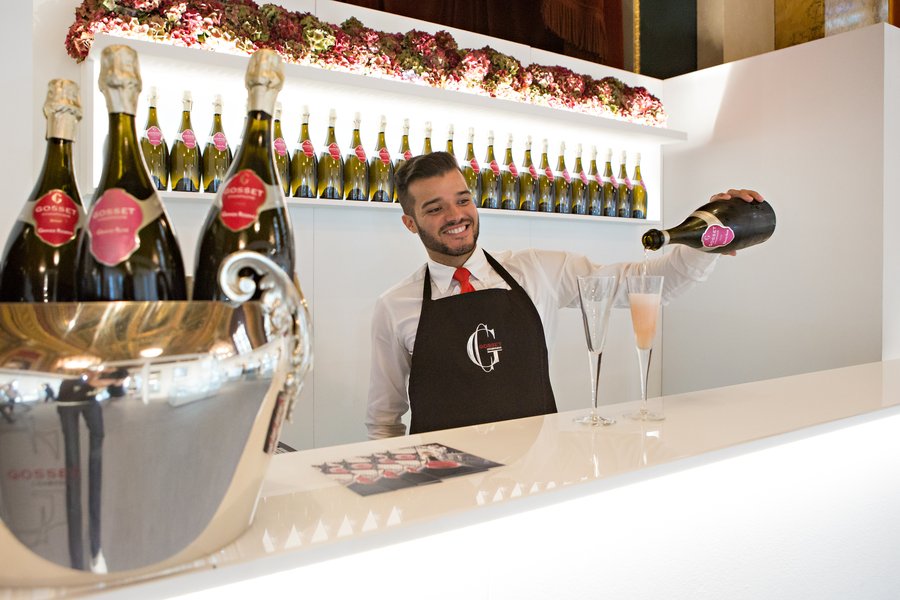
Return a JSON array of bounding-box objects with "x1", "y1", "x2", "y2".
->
[{"x1": 408, "y1": 251, "x2": 557, "y2": 434}]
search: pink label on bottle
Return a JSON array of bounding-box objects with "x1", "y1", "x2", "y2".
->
[
  {"x1": 529, "y1": 165, "x2": 538, "y2": 178},
  {"x1": 489, "y1": 160, "x2": 500, "y2": 176},
  {"x1": 354, "y1": 144, "x2": 367, "y2": 162},
  {"x1": 545, "y1": 166, "x2": 555, "y2": 182},
  {"x1": 701, "y1": 225, "x2": 735, "y2": 248},
  {"x1": 146, "y1": 126, "x2": 163, "y2": 147},
  {"x1": 593, "y1": 173, "x2": 603, "y2": 184},
  {"x1": 624, "y1": 177, "x2": 633, "y2": 190},
  {"x1": 33, "y1": 190, "x2": 80, "y2": 247},
  {"x1": 302, "y1": 139, "x2": 315, "y2": 157},
  {"x1": 636, "y1": 179, "x2": 646, "y2": 189},
  {"x1": 180, "y1": 129, "x2": 197, "y2": 149},
  {"x1": 220, "y1": 170, "x2": 267, "y2": 232},
  {"x1": 378, "y1": 147, "x2": 391, "y2": 165},
  {"x1": 88, "y1": 189, "x2": 143, "y2": 266},
  {"x1": 470, "y1": 158, "x2": 481, "y2": 174},
  {"x1": 562, "y1": 169, "x2": 571, "y2": 184},
  {"x1": 212, "y1": 131, "x2": 228, "y2": 152},
  {"x1": 508, "y1": 162, "x2": 518, "y2": 177},
  {"x1": 610, "y1": 176, "x2": 618, "y2": 187},
  {"x1": 404, "y1": 150, "x2": 413, "y2": 161},
  {"x1": 328, "y1": 143, "x2": 341, "y2": 160},
  {"x1": 579, "y1": 171, "x2": 589, "y2": 185},
  {"x1": 274, "y1": 137, "x2": 287, "y2": 156}
]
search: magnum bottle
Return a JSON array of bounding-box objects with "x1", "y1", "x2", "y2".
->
[
  {"x1": 461, "y1": 127, "x2": 481, "y2": 200},
  {"x1": 587, "y1": 145, "x2": 603, "y2": 216},
  {"x1": 499, "y1": 133, "x2": 519, "y2": 210},
  {"x1": 421, "y1": 121, "x2": 433, "y2": 155},
  {"x1": 643, "y1": 198, "x2": 776, "y2": 254},
  {"x1": 553, "y1": 141, "x2": 571, "y2": 213},
  {"x1": 445, "y1": 124, "x2": 455, "y2": 158},
  {"x1": 571, "y1": 143, "x2": 588, "y2": 215},
  {"x1": 518, "y1": 135, "x2": 537, "y2": 211},
  {"x1": 201, "y1": 94, "x2": 233, "y2": 193},
  {"x1": 480, "y1": 131, "x2": 500, "y2": 209},
  {"x1": 273, "y1": 101, "x2": 291, "y2": 195},
  {"x1": 170, "y1": 90, "x2": 200, "y2": 192},
  {"x1": 290, "y1": 105, "x2": 317, "y2": 198},
  {"x1": 0, "y1": 80, "x2": 85, "y2": 302},
  {"x1": 140, "y1": 86, "x2": 168, "y2": 190},
  {"x1": 392, "y1": 118, "x2": 412, "y2": 201},
  {"x1": 368, "y1": 115, "x2": 393, "y2": 202},
  {"x1": 615, "y1": 151, "x2": 632, "y2": 218},
  {"x1": 343, "y1": 112, "x2": 368, "y2": 201},
  {"x1": 601, "y1": 148, "x2": 617, "y2": 217},
  {"x1": 537, "y1": 138, "x2": 554, "y2": 213},
  {"x1": 317, "y1": 109, "x2": 343, "y2": 199},
  {"x1": 76, "y1": 45, "x2": 187, "y2": 301},
  {"x1": 193, "y1": 49, "x2": 295, "y2": 301},
  {"x1": 631, "y1": 151, "x2": 647, "y2": 219}
]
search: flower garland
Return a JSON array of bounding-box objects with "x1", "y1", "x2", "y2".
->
[{"x1": 65, "y1": 0, "x2": 667, "y2": 126}]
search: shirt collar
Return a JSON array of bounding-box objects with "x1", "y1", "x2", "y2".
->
[{"x1": 427, "y1": 246, "x2": 488, "y2": 293}]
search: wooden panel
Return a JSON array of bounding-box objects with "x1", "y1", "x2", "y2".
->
[{"x1": 775, "y1": 0, "x2": 824, "y2": 49}]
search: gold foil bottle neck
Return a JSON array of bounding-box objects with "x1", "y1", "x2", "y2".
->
[
  {"x1": 245, "y1": 49, "x2": 284, "y2": 115},
  {"x1": 98, "y1": 45, "x2": 142, "y2": 115},
  {"x1": 44, "y1": 79, "x2": 82, "y2": 141}
]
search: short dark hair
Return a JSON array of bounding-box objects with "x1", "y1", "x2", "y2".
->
[{"x1": 394, "y1": 151, "x2": 462, "y2": 215}]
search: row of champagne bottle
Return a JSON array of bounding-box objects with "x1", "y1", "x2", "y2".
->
[{"x1": 140, "y1": 93, "x2": 649, "y2": 218}]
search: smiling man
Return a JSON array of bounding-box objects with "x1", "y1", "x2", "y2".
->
[{"x1": 366, "y1": 151, "x2": 761, "y2": 439}]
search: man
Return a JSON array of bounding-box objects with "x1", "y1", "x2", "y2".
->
[{"x1": 366, "y1": 151, "x2": 762, "y2": 439}]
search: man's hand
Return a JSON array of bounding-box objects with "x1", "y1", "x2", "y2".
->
[{"x1": 709, "y1": 189, "x2": 765, "y2": 255}]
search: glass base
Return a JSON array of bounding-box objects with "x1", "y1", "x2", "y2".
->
[
  {"x1": 574, "y1": 412, "x2": 616, "y2": 426},
  {"x1": 625, "y1": 407, "x2": 665, "y2": 422}
]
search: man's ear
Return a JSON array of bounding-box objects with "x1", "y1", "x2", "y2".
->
[{"x1": 402, "y1": 214, "x2": 418, "y2": 234}]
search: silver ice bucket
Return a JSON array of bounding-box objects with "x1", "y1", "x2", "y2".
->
[{"x1": 0, "y1": 252, "x2": 312, "y2": 588}]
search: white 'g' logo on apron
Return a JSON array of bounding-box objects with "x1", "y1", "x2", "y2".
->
[{"x1": 467, "y1": 323, "x2": 503, "y2": 372}]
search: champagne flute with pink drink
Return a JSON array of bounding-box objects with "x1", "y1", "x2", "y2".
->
[{"x1": 625, "y1": 275, "x2": 664, "y2": 421}]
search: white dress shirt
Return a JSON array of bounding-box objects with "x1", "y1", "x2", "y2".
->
[{"x1": 366, "y1": 245, "x2": 718, "y2": 439}]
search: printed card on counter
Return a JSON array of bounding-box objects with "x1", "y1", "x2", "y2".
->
[{"x1": 314, "y1": 443, "x2": 504, "y2": 496}]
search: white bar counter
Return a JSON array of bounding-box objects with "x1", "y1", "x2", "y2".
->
[{"x1": 18, "y1": 360, "x2": 900, "y2": 598}]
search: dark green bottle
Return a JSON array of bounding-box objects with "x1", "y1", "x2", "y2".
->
[
  {"x1": 170, "y1": 90, "x2": 200, "y2": 192},
  {"x1": 273, "y1": 101, "x2": 291, "y2": 195},
  {"x1": 201, "y1": 94, "x2": 233, "y2": 193},
  {"x1": 140, "y1": 85, "x2": 168, "y2": 190},
  {"x1": 317, "y1": 109, "x2": 343, "y2": 199},
  {"x1": 368, "y1": 115, "x2": 393, "y2": 202},
  {"x1": 343, "y1": 112, "x2": 368, "y2": 201},
  {"x1": 290, "y1": 105, "x2": 317, "y2": 198}
]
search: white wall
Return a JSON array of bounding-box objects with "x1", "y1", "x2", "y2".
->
[{"x1": 883, "y1": 25, "x2": 900, "y2": 360}]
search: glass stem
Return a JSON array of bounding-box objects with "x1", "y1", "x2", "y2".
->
[
  {"x1": 636, "y1": 346, "x2": 652, "y2": 415},
  {"x1": 588, "y1": 351, "x2": 602, "y2": 411}
]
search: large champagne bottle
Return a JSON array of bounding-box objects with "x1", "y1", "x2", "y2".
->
[
  {"x1": 368, "y1": 115, "x2": 393, "y2": 202},
  {"x1": 290, "y1": 105, "x2": 317, "y2": 198},
  {"x1": 615, "y1": 151, "x2": 632, "y2": 218},
  {"x1": 631, "y1": 152, "x2": 648, "y2": 219},
  {"x1": 76, "y1": 45, "x2": 187, "y2": 301},
  {"x1": 193, "y1": 49, "x2": 295, "y2": 301},
  {"x1": 273, "y1": 101, "x2": 291, "y2": 195},
  {"x1": 461, "y1": 127, "x2": 481, "y2": 200},
  {"x1": 140, "y1": 86, "x2": 168, "y2": 190},
  {"x1": 445, "y1": 124, "x2": 455, "y2": 157},
  {"x1": 421, "y1": 121, "x2": 433, "y2": 155},
  {"x1": 392, "y1": 118, "x2": 412, "y2": 202},
  {"x1": 170, "y1": 90, "x2": 200, "y2": 192},
  {"x1": 0, "y1": 80, "x2": 85, "y2": 302},
  {"x1": 343, "y1": 112, "x2": 368, "y2": 201},
  {"x1": 518, "y1": 135, "x2": 537, "y2": 211},
  {"x1": 201, "y1": 94, "x2": 233, "y2": 193},
  {"x1": 317, "y1": 109, "x2": 343, "y2": 199},
  {"x1": 571, "y1": 143, "x2": 588, "y2": 215},
  {"x1": 537, "y1": 138, "x2": 555, "y2": 213},
  {"x1": 480, "y1": 131, "x2": 500, "y2": 209},
  {"x1": 587, "y1": 145, "x2": 603, "y2": 216},
  {"x1": 499, "y1": 133, "x2": 519, "y2": 210},
  {"x1": 643, "y1": 198, "x2": 776, "y2": 254},
  {"x1": 553, "y1": 141, "x2": 571, "y2": 213},
  {"x1": 601, "y1": 148, "x2": 617, "y2": 217}
]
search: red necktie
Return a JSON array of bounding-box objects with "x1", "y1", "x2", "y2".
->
[{"x1": 453, "y1": 267, "x2": 476, "y2": 294}]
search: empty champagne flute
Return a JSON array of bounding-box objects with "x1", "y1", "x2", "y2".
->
[
  {"x1": 625, "y1": 275, "x2": 664, "y2": 421},
  {"x1": 575, "y1": 275, "x2": 617, "y2": 426}
]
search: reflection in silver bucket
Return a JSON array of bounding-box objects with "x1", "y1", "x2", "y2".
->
[{"x1": 0, "y1": 252, "x2": 311, "y2": 587}]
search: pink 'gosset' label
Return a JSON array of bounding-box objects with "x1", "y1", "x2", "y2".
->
[
  {"x1": 404, "y1": 150, "x2": 413, "y2": 161},
  {"x1": 274, "y1": 137, "x2": 288, "y2": 156},
  {"x1": 302, "y1": 139, "x2": 315, "y2": 157},
  {"x1": 180, "y1": 129, "x2": 197, "y2": 149},
  {"x1": 610, "y1": 176, "x2": 618, "y2": 187},
  {"x1": 146, "y1": 126, "x2": 163, "y2": 147},
  {"x1": 470, "y1": 158, "x2": 481, "y2": 174},
  {"x1": 33, "y1": 191, "x2": 80, "y2": 247},
  {"x1": 508, "y1": 163, "x2": 519, "y2": 177},
  {"x1": 212, "y1": 132, "x2": 228, "y2": 152},
  {"x1": 579, "y1": 171, "x2": 589, "y2": 185},
  {"x1": 328, "y1": 143, "x2": 341, "y2": 160},
  {"x1": 562, "y1": 169, "x2": 571, "y2": 184},
  {"x1": 354, "y1": 145, "x2": 367, "y2": 162},
  {"x1": 529, "y1": 165, "x2": 538, "y2": 178},
  {"x1": 489, "y1": 160, "x2": 500, "y2": 176},
  {"x1": 594, "y1": 173, "x2": 603, "y2": 184},
  {"x1": 701, "y1": 225, "x2": 735, "y2": 249},
  {"x1": 545, "y1": 167, "x2": 555, "y2": 182},
  {"x1": 624, "y1": 177, "x2": 633, "y2": 190},
  {"x1": 88, "y1": 190, "x2": 143, "y2": 266},
  {"x1": 220, "y1": 170, "x2": 267, "y2": 232},
  {"x1": 378, "y1": 147, "x2": 391, "y2": 165}
]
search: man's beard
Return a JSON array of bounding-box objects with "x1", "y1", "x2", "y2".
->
[{"x1": 415, "y1": 217, "x2": 479, "y2": 258}]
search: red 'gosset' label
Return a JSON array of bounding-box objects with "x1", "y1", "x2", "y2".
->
[
  {"x1": 702, "y1": 225, "x2": 735, "y2": 248},
  {"x1": 180, "y1": 129, "x2": 197, "y2": 149},
  {"x1": 489, "y1": 160, "x2": 500, "y2": 176},
  {"x1": 220, "y1": 170, "x2": 267, "y2": 232},
  {"x1": 529, "y1": 165, "x2": 538, "y2": 178},
  {"x1": 88, "y1": 190, "x2": 143, "y2": 266},
  {"x1": 328, "y1": 143, "x2": 341, "y2": 160},
  {"x1": 403, "y1": 150, "x2": 413, "y2": 161},
  {"x1": 378, "y1": 147, "x2": 391, "y2": 165},
  {"x1": 470, "y1": 158, "x2": 481, "y2": 174},
  {"x1": 579, "y1": 171, "x2": 589, "y2": 185},
  {"x1": 508, "y1": 163, "x2": 519, "y2": 177},
  {"x1": 212, "y1": 132, "x2": 228, "y2": 152},
  {"x1": 302, "y1": 139, "x2": 315, "y2": 157},
  {"x1": 545, "y1": 167, "x2": 555, "y2": 182},
  {"x1": 274, "y1": 137, "x2": 287, "y2": 156},
  {"x1": 354, "y1": 145, "x2": 367, "y2": 162},
  {"x1": 33, "y1": 191, "x2": 80, "y2": 247},
  {"x1": 146, "y1": 126, "x2": 163, "y2": 147}
]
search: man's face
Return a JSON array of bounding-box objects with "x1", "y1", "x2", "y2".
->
[{"x1": 401, "y1": 169, "x2": 479, "y2": 267}]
